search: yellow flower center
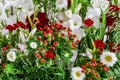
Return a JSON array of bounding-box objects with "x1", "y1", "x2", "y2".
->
[
  {"x1": 10, "y1": 54, "x2": 13, "y2": 58},
  {"x1": 105, "y1": 55, "x2": 112, "y2": 62},
  {"x1": 74, "y1": 22, "x2": 78, "y2": 27},
  {"x1": 75, "y1": 71, "x2": 81, "y2": 78}
]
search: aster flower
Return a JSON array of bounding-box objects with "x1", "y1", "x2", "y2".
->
[
  {"x1": 7, "y1": 51, "x2": 16, "y2": 62},
  {"x1": 71, "y1": 67, "x2": 85, "y2": 80},
  {"x1": 100, "y1": 52, "x2": 117, "y2": 67}
]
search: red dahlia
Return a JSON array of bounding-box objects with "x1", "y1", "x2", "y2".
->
[
  {"x1": 84, "y1": 19, "x2": 94, "y2": 27},
  {"x1": 26, "y1": 12, "x2": 49, "y2": 31},
  {"x1": 44, "y1": 50, "x2": 56, "y2": 59},
  {"x1": 94, "y1": 40, "x2": 105, "y2": 49}
]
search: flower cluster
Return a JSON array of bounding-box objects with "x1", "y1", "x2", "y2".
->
[{"x1": 0, "y1": 0, "x2": 120, "y2": 80}]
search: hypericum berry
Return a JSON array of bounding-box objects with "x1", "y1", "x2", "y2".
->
[
  {"x1": 2, "y1": 47, "x2": 7, "y2": 51},
  {"x1": 39, "y1": 28, "x2": 43, "y2": 31},
  {"x1": 43, "y1": 40, "x2": 47, "y2": 45},
  {"x1": 81, "y1": 65, "x2": 85, "y2": 69},
  {"x1": 95, "y1": 74, "x2": 100, "y2": 78},
  {"x1": 52, "y1": 35, "x2": 55, "y2": 40},
  {"x1": 35, "y1": 52, "x2": 41, "y2": 59},
  {"x1": 76, "y1": 40, "x2": 80, "y2": 43},
  {"x1": 91, "y1": 70, "x2": 95, "y2": 74},
  {"x1": 51, "y1": 46, "x2": 55, "y2": 50},
  {"x1": 37, "y1": 36, "x2": 42, "y2": 41},
  {"x1": 71, "y1": 42, "x2": 76, "y2": 48},
  {"x1": 61, "y1": 33, "x2": 65, "y2": 37},
  {"x1": 81, "y1": 69, "x2": 85, "y2": 73},
  {"x1": 85, "y1": 63, "x2": 89, "y2": 67},
  {"x1": 41, "y1": 58, "x2": 46, "y2": 63},
  {"x1": 60, "y1": 20, "x2": 64, "y2": 23},
  {"x1": 53, "y1": 41, "x2": 58, "y2": 46},
  {"x1": 43, "y1": 32, "x2": 47, "y2": 37},
  {"x1": 92, "y1": 63, "x2": 96, "y2": 67}
]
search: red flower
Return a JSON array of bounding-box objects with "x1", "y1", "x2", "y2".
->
[
  {"x1": 68, "y1": 0, "x2": 71, "y2": 7},
  {"x1": 26, "y1": 12, "x2": 49, "y2": 31},
  {"x1": 44, "y1": 50, "x2": 56, "y2": 59},
  {"x1": 84, "y1": 19, "x2": 94, "y2": 27},
  {"x1": 94, "y1": 40, "x2": 105, "y2": 49},
  {"x1": 6, "y1": 25, "x2": 17, "y2": 31},
  {"x1": 16, "y1": 21, "x2": 26, "y2": 29},
  {"x1": 109, "y1": 5, "x2": 120, "y2": 12},
  {"x1": 106, "y1": 16, "x2": 117, "y2": 26}
]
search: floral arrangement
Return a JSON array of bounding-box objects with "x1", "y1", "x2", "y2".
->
[{"x1": 0, "y1": 0, "x2": 120, "y2": 80}]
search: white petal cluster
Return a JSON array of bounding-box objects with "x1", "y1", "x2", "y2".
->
[
  {"x1": 100, "y1": 52, "x2": 117, "y2": 67},
  {"x1": 7, "y1": 50, "x2": 16, "y2": 62},
  {"x1": 71, "y1": 67, "x2": 85, "y2": 80}
]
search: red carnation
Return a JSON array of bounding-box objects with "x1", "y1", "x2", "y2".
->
[
  {"x1": 44, "y1": 50, "x2": 56, "y2": 59},
  {"x1": 26, "y1": 12, "x2": 49, "y2": 31},
  {"x1": 84, "y1": 19, "x2": 94, "y2": 27},
  {"x1": 16, "y1": 21, "x2": 26, "y2": 29},
  {"x1": 6, "y1": 25, "x2": 17, "y2": 31},
  {"x1": 94, "y1": 40, "x2": 105, "y2": 49}
]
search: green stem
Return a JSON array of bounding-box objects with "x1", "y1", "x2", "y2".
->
[{"x1": 100, "y1": 12, "x2": 106, "y2": 40}]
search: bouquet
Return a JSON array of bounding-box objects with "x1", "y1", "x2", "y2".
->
[{"x1": 0, "y1": 0, "x2": 120, "y2": 80}]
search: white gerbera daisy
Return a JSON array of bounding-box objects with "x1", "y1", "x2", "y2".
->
[
  {"x1": 55, "y1": 0, "x2": 68, "y2": 10},
  {"x1": 71, "y1": 67, "x2": 85, "y2": 80},
  {"x1": 70, "y1": 14, "x2": 82, "y2": 30},
  {"x1": 7, "y1": 51, "x2": 16, "y2": 62},
  {"x1": 100, "y1": 52, "x2": 117, "y2": 67},
  {"x1": 30, "y1": 42, "x2": 37, "y2": 49}
]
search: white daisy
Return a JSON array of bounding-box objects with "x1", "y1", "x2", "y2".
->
[
  {"x1": 7, "y1": 51, "x2": 16, "y2": 62},
  {"x1": 55, "y1": 0, "x2": 68, "y2": 10},
  {"x1": 100, "y1": 52, "x2": 117, "y2": 67},
  {"x1": 71, "y1": 67, "x2": 85, "y2": 80},
  {"x1": 30, "y1": 42, "x2": 37, "y2": 49},
  {"x1": 70, "y1": 50, "x2": 78, "y2": 62},
  {"x1": 70, "y1": 14, "x2": 82, "y2": 30},
  {"x1": 90, "y1": 0, "x2": 109, "y2": 15}
]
